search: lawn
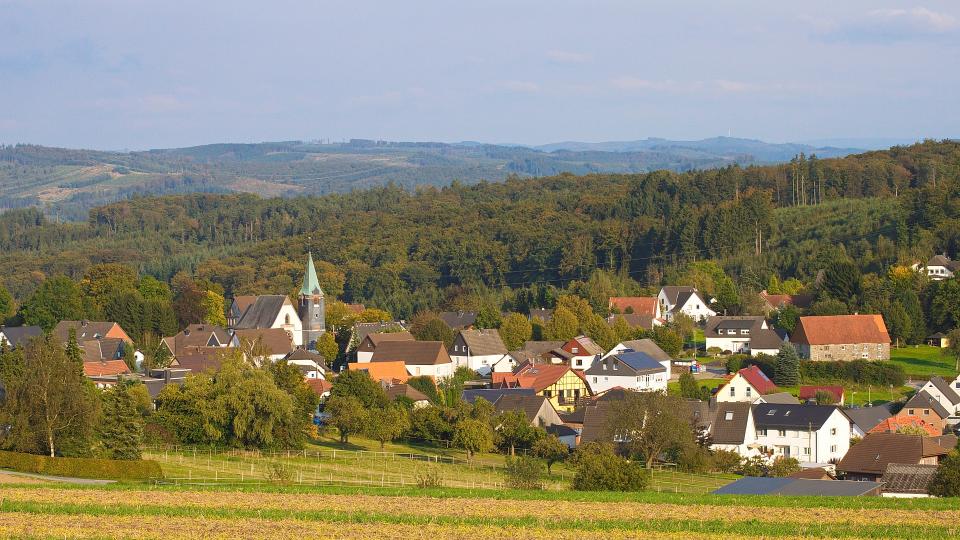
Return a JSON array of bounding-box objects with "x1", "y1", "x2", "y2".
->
[
  {"x1": 0, "y1": 482, "x2": 954, "y2": 539},
  {"x1": 889, "y1": 345, "x2": 957, "y2": 378}
]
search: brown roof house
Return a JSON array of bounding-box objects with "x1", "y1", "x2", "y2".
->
[
  {"x1": 161, "y1": 324, "x2": 234, "y2": 359},
  {"x1": 703, "y1": 316, "x2": 786, "y2": 357},
  {"x1": 449, "y1": 328, "x2": 511, "y2": 376},
  {"x1": 608, "y1": 297, "x2": 660, "y2": 318},
  {"x1": 355, "y1": 331, "x2": 415, "y2": 363},
  {"x1": 492, "y1": 362, "x2": 591, "y2": 411},
  {"x1": 561, "y1": 335, "x2": 605, "y2": 370},
  {"x1": 233, "y1": 328, "x2": 295, "y2": 363},
  {"x1": 493, "y1": 393, "x2": 564, "y2": 428},
  {"x1": 438, "y1": 311, "x2": 477, "y2": 330},
  {"x1": 792, "y1": 315, "x2": 891, "y2": 361},
  {"x1": 371, "y1": 341, "x2": 454, "y2": 379},
  {"x1": 837, "y1": 432, "x2": 955, "y2": 481},
  {"x1": 54, "y1": 320, "x2": 132, "y2": 345},
  {"x1": 897, "y1": 390, "x2": 951, "y2": 434},
  {"x1": 385, "y1": 383, "x2": 431, "y2": 408}
]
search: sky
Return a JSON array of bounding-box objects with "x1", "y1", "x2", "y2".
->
[{"x1": 1, "y1": 1, "x2": 958, "y2": 150}]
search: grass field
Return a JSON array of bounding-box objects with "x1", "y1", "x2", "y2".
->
[
  {"x1": 0, "y1": 482, "x2": 955, "y2": 539},
  {"x1": 890, "y1": 345, "x2": 957, "y2": 378}
]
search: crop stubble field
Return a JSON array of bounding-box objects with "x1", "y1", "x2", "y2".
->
[{"x1": 0, "y1": 483, "x2": 956, "y2": 539}]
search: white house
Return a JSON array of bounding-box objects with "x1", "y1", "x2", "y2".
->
[
  {"x1": 355, "y1": 331, "x2": 415, "y2": 363},
  {"x1": 704, "y1": 316, "x2": 786, "y2": 356},
  {"x1": 912, "y1": 255, "x2": 960, "y2": 281},
  {"x1": 371, "y1": 340, "x2": 455, "y2": 379},
  {"x1": 560, "y1": 335, "x2": 605, "y2": 371},
  {"x1": 753, "y1": 404, "x2": 851, "y2": 465},
  {"x1": 716, "y1": 365, "x2": 778, "y2": 403},
  {"x1": 710, "y1": 402, "x2": 758, "y2": 457},
  {"x1": 584, "y1": 351, "x2": 669, "y2": 394},
  {"x1": 449, "y1": 329, "x2": 511, "y2": 376},
  {"x1": 233, "y1": 295, "x2": 304, "y2": 347},
  {"x1": 658, "y1": 286, "x2": 716, "y2": 322},
  {"x1": 916, "y1": 376, "x2": 960, "y2": 416}
]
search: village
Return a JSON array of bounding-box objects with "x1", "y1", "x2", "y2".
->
[{"x1": 2, "y1": 252, "x2": 958, "y2": 498}]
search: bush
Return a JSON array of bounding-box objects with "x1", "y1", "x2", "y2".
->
[
  {"x1": 571, "y1": 442, "x2": 649, "y2": 492},
  {"x1": 503, "y1": 455, "x2": 544, "y2": 490},
  {"x1": 725, "y1": 355, "x2": 745, "y2": 374},
  {"x1": 0, "y1": 450, "x2": 163, "y2": 481},
  {"x1": 264, "y1": 461, "x2": 293, "y2": 484},
  {"x1": 768, "y1": 456, "x2": 802, "y2": 477},
  {"x1": 800, "y1": 359, "x2": 905, "y2": 387},
  {"x1": 414, "y1": 464, "x2": 443, "y2": 488},
  {"x1": 710, "y1": 449, "x2": 742, "y2": 473}
]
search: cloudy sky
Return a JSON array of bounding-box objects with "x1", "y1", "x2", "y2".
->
[{"x1": 1, "y1": 1, "x2": 958, "y2": 149}]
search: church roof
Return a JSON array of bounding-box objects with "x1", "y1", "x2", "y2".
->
[{"x1": 300, "y1": 252, "x2": 324, "y2": 297}]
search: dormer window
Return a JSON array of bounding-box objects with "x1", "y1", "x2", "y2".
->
[
  {"x1": 724, "y1": 411, "x2": 734, "y2": 421},
  {"x1": 572, "y1": 347, "x2": 579, "y2": 353},
  {"x1": 767, "y1": 410, "x2": 776, "y2": 415}
]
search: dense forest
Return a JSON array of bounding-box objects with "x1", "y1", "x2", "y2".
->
[{"x1": 0, "y1": 140, "x2": 958, "y2": 339}]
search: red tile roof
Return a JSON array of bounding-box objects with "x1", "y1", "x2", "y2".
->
[
  {"x1": 492, "y1": 363, "x2": 580, "y2": 392},
  {"x1": 348, "y1": 361, "x2": 409, "y2": 383},
  {"x1": 760, "y1": 291, "x2": 813, "y2": 309},
  {"x1": 609, "y1": 297, "x2": 658, "y2": 317},
  {"x1": 793, "y1": 315, "x2": 891, "y2": 345},
  {"x1": 305, "y1": 378, "x2": 333, "y2": 396},
  {"x1": 799, "y1": 385, "x2": 845, "y2": 401},
  {"x1": 738, "y1": 365, "x2": 777, "y2": 395},
  {"x1": 83, "y1": 360, "x2": 131, "y2": 377},
  {"x1": 869, "y1": 416, "x2": 940, "y2": 437}
]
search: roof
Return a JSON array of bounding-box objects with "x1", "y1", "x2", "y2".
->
[
  {"x1": 927, "y1": 376, "x2": 960, "y2": 405},
  {"x1": 870, "y1": 416, "x2": 941, "y2": 437},
  {"x1": 760, "y1": 291, "x2": 813, "y2": 309},
  {"x1": 844, "y1": 404, "x2": 893, "y2": 433},
  {"x1": 789, "y1": 467, "x2": 834, "y2": 480},
  {"x1": 492, "y1": 363, "x2": 581, "y2": 393},
  {"x1": 799, "y1": 385, "x2": 845, "y2": 402},
  {"x1": 738, "y1": 365, "x2": 777, "y2": 395},
  {"x1": 585, "y1": 351, "x2": 665, "y2": 376},
  {"x1": 660, "y1": 286, "x2": 696, "y2": 305},
  {"x1": 669, "y1": 289, "x2": 710, "y2": 314},
  {"x1": 347, "y1": 361, "x2": 409, "y2": 383},
  {"x1": 711, "y1": 402, "x2": 752, "y2": 445},
  {"x1": 81, "y1": 338, "x2": 125, "y2": 362},
  {"x1": 757, "y1": 392, "x2": 800, "y2": 405},
  {"x1": 352, "y1": 322, "x2": 408, "y2": 343},
  {"x1": 234, "y1": 295, "x2": 290, "y2": 330},
  {"x1": 284, "y1": 348, "x2": 327, "y2": 366},
  {"x1": 231, "y1": 295, "x2": 258, "y2": 317},
  {"x1": 903, "y1": 390, "x2": 952, "y2": 419},
  {"x1": 163, "y1": 324, "x2": 231, "y2": 356},
  {"x1": 926, "y1": 254, "x2": 960, "y2": 270},
  {"x1": 753, "y1": 403, "x2": 840, "y2": 430},
  {"x1": 522, "y1": 341, "x2": 566, "y2": 354},
  {"x1": 83, "y1": 359, "x2": 131, "y2": 377},
  {"x1": 607, "y1": 314, "x2": 656, "y2": 330},
  {"x1": 546, "y1": 424, "x2": 578, "y2": 437},
  {"x1": 305, "y1": 378, "x2": 333, "y2": 396},
  {"x1": 438, "y1": 311, "x2": 477, "y2": 330},
  {"x1": 462, "y1": 388, "x2": 535, "y2": 405},
  {"x1": 564, "y1": 335, "x2": 604, "y2": 356},
  {"x1": 493, "y1": 394, "x2": 551, "y2": 423},
  {"x1": 371, "y1": 341, "x2": 451, "y2": 365},
  {"x1": 54, "y1": 321, "x2": 130, "y2": 344},
  {"x1": 617, "y1": 339, "x2": 673, "y2": 362},
  {"x1": 0, "y1": 326, "x2": 42, "y2": 348},
  {"x1": 793, "y1": 315, "x2": 891, "y2": 345},
  {"x1": 385, "y1": 383, "x2": 430, "y2": 402},
  {"x1": 579, "y1": 401, "x2": 614, "y2": 443},
  {"x1": 362, "y1": 331, "x2": 415, "y2": 347},
  {"x1": 713, "y1": 477, "x2": 880, "y2": 497},
  {"x1": 609, "y1": 297, "x2": 658, "y2": 317},
  {"x1": 233, "y1": 328, "x2": 294, "y2": 356},
  {"x1": 455, "y1": 329, "x2": 508, "y2": 356},
  {"x1": 704, "y1": 316, "x2": 784, "y2": 351},
  {"x1": 881, "y1": 463, "x2": 939, "y2": 494},
  {"x1": 174, "y1": 349, "x2": 225, "y2": 373},
  {"x1": 838, "y1": 433, "x2": 952, "y2": 475},
  {"x1": 300, "y1": 252, "x2": 324, "y2": 297}
]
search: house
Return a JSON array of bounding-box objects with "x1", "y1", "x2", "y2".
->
[
  {"x1": 880, "y1": 463, "x2": 940, "y2": 497},
  {"x1": 462, "y1": 387, "x2": 536, "y2": 405},
  {"x1": 161, "y1": 324, "x2": 234, "y2": 359},
  {"x1": 0, "y1": 326, "x2": 42, "y2": 349},
  {"x1": 561, "y1": 335, "x2": 604, "y2": 370},
  {"x1": 715, "y1": 365, "x2": 777, "y2": 403},
  {"x1": 385, "y1": 383, "x2": 431, "y2": 408},
  {"x1": 53, "y1": 320, "x2": 133, "y2": 344},
  {"x1": 579, "y1": 400, "x2": 615, "y2": 444},
  {"x1": 869, "y1": 416, "x2": 941, "y2": 437},
  {"x1": 348, "y1": 360, "x2": 409, "y2": 384},
  {"x1": 606, "y1": 313, "x2": 659, "y2": 330},
  {"x1": 915, "y1": 376, "x2": 960, "y2": 416},
  {"x1": 79, "y1": 338, "x2": 127, "y2": 363},
  {"x1": 713, "y1": 477, "x2": 881, "y2": 497},
  {"x1": 492, "y1": 362, "x2": 591, "y2": 411},
  {"x1": 584, "y1": 351, "x2": 669, "y2": 394},
  {"x1": 799, "y1": 385, "x2": 845, "y2": 405},
  {"x1": 370, "y1": 341, "x2": 454, "y2": 379},
  {"x1": 438, "y1": 311, "x2": 477, "y2": 330},
  {"x1": 844, "y1": 404, "x2": 893, "y2": 438},
  {"x1": 449, "y1": 329, "x2": 511, "y2": 375},
  {"x1": 753, "y1": 403, "x2": 850, "y2": 464},
  {"x1": 228, "y1": 295, "x2": 258, "y2": 327},
  {"x1": 546, "y1": 424, "x2": 579, "y2": 449},
  {"x1": 233, "y1": 295, "x2": 304, "y2": 347},
  {"x1": 521, "y1": 340, "x2": 572, "y2": 364},
  {"x1": 837, "y1": 432, "x2": 956, "y2": 481},
  {"x1": 759, "y1": 290, "x2": 813, "y2": 314},
  {"x1": 925, "y1": 333, "x2": 951, "y2": 348},
  {"x1": 305, "y1": 378, "x2": 333, "y2": 400},
  {"x1": 703, "y1": 316, "x2": 786, "y2": 357},
  {"x1": 355, "y1": 331, "x2": 415, "y2": 363},
  {"x1": 710, "y1": 402, "x2": 756, "y2": 456},
  {"x1": 912, "y1": 254, "x2": 960, "y2": 281},
  {"x1": 792, "y1": 314, "x2": 891, "y2": 361},
  {"x1": 603, "y1": 339, "x2": 673, "y2": 363},
  {"x1": 608, "y1": 296, "x2": 659, "y2": 318},
  {"x1": 897, "y1": 391, "x2": 950, "y2": 433},
  {"x1": 345, "y1": 321, "x2": 408, "y2": 355},
  {"x1": 492, "y1": 394, "x2": 564, "y2": 428},
  {"x1": 283, "y1": 349, "x2": 327, "y2": 380},
  {"x1": 657, "y1": 286, "x2": 716, "y2": 322},
  {"x1": 232, "y1": 328, "x2": 295, "y2": 362}
]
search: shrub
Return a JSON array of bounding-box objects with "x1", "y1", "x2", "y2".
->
[
  {"x1": 800, "y1": 359, "x2": 905, "y2": 387},
  {"x1": 814, "y1": 389, "x2": 837, "y2": 405},
  {"x1": 264, "y1": 462, "x2": 293, "y2": 484},
  {"x1": 725, "y1": 355, "x2": 744, "y2": 374},
  {"x1": 739, "y1": 455, "x2": 767, "y2": 477},
  {"x1": 0, "y1": 450, "x2": 162, "y2": 481},
  {"x1": 571, "y1": 442, "x2": 649, "y2": 492},
  {"x1": 710, "y1": 449, "x2": 742, "y2": 473},
  {"x1": 768, "y1": 456, "x2": 802, "y2": 477},
  {"x1": 503, "y1": 455, "x2": 544, "y2": 490},
  {"x1": 929, "y1": 448, "x2": 960, "y2": 497},
  {"x1": 414, "y1": 464, "x2": 443, "y2": 488}
]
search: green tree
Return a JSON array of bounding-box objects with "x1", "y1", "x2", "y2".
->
[
  {"x1": 330, "y1": 369, "x2": 388, "y2": 409},
  {"x1": 315, "y1": 332, "x2": 339, "y2": 364},
  {"x1": 201, "y1": 289, "x2": 227, "y2": 326},
  {"x1": 571, "y1": 442, "x2": 649, "y2": 491},
  {"x1": 928, "y1": 442, "x2": 960, "y2": 497},
  {"x1": 65, "y1": 328, "x2": 84, "y2": 365},
  {"x1": 406, "y1": 376, "x2": 440, "y2": 404},
  {"x1": 499, "y1": 313, "x2": 532, "y2": 350},
  {"x1": 678, "y1": 372, "x2": 700, "y2": 399},
  {"x1": 543, "y1": 306, "x2": 579, "y2": 341},
  {"x1": 99, "y1": 380, "x2": 145, "y2": 460},
  {"x1": 210, "y1": 355, "x2": 299, "y2": 449},
  {"x1": 269, "y1": 360, "x2": 321, "y2": 444},
  {"x1": 819, "y1": 260, "x2": 861, "y2": 303},
  {"x1": 0, "y1": 284, "x2": 14, "y2": 322},
  {"x1": 774, "y1": 343, "x2": 799, "y2": 387},
  {"x1": 771, "y1": 304, "x2": 800, "y2": 334},
  {"x1": 944, "y1": 328, "x2": 960, "y2": 373},
  {"x1": 365, "y1": 403, "x2": 410, "y2": 449},
  {"x1": 410, "y1": 312, "x2": 454, "y2": 347},
  {"x1": 607, "y1": 391, "x2": 693, "y2": 469},
  {"x1": 768, "y1": 456, "x2": 802, "y2": 477},
  {"x1": 80, "y1": 263, "x2": 138, "y2": 310},
  {"x1": 452, "y1": 418, "x2": 494, "y2": 459},
  {"x1": 931, "y1": 279, "x2": 960, "y2": 331},
  {"x1": 495, "y1": 409, "x2": 544, "y2": 456},
  {"x1": 649, "y1": 326, "x2": 682, "y2": 358},
  {"x1": 475, "y1": 305, "x2": 502, "y2": 329},
  {"x1": 20, "y1": 276, "x2": 87, "y2": 331},
  {"x1": 503, "y1": 455, "x2": 544, "y2": 490},
  {"x1": 137, "y1": 275, "x2": 172, "y2": 302},
  {"x1": 808, "y1": 298, "x2": 849, "y2": 316},
  {"x1": 326, "y1": 395, "x2": 367, "y2": 444},
  {"x1": 532, "y1": 434, "x2": 568, "y2": 473}
]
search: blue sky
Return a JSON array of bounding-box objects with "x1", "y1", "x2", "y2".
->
[{"x1": 1, "y1": 1, "x2": 958, "y2": 149}]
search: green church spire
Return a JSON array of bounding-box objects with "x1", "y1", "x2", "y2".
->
[{"x1": 300, "y1": 252, "x2": 323, "y2": 297}]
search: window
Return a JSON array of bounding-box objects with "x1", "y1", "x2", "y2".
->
[
  {"x1": 830, "y1": 428, "x2": 837, "y2": 435},
  {"x1": 724, "y1": 411, "x2": 734, "y2": 421},
  {"x1": 924, "y1": 409, "x2": 930, "y2": 415},
  {"x1": 729, "y1": 386, "x2": 736, "y2": 397},
  {"x1": 757, "y1": 429, "x2": 767, "y2": 436},
  {"x1": 612, "y1": 363, "x2": 618, "y2": 371},
  {"x1": 284, "y1": 314, "x2": 291, "y2": 324},
  {"x1": 908, "y1": 409, "x2": 915, "y2": 415},
  {"x1": 777, "y1": 429, "x2": 786, "y2": 437},
  {"x1": 745, "y1": 387, "x2": 752, "y2": 397},
  {"x1": 572, "y1": 347, "x2": 579, "y2": 353},
  {"x1": 592, "y1": 377, "x2": 597, "y2": 383},
  {"x1": 602, "y1": 363, "x2": 607, "y2": 371},
  {"x1": 543, "y1": 390, "x2": 551, "y2": 398},
  {"x1": 830, "y1": 445, "x2": 837, "y2": 452},
  {"x1": 802, "y1": 447, "x2": 810, "y2": 455},
  {"x1": 558, "y1": 390, "x2": 565, "y2": 399}
]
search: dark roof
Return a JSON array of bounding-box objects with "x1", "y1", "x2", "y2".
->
[
  {"x1": 233, "y1": 328, "x2": 294, "y2": 356},
  {"x1": 617, "y1": 339, "x2": 672, "y2": 362},
  {"x1": 838, "y1": 433, "x2": 952, "y2": 476},
  {"x1": 284, "y1": 348, "x2": 327, "y2": 365},
  {"x1": 0, "y1": 326, "x2": 42, "y2": 348},
  {"x1": 462, "y1": 388, "x2": 535, "y2": 405},
  {"x1": 371, "y1": 341, "x2": 451, "y2": 365},
  {"x1": 711, "y1": 402, "x2": 752, "y2": 445},
  {"x1": 713, "y1": 477, "x2": 881, "y2": 497},
  {"x1": 753, "y1": 403, "x2": 839, "y2": 430},
  {"x1": 843, "y1": 404, "x2": 892, "y2": 432},
  {"x1": 607, "y1": 314, "x2": 656, "y2": 330},
  {"x1": 522, "y1": 341, "x2": 566, "y2": 354},
  {"x1": 455, "y1": 329, "x2": 508, "y2": 356},
  {"x1": 438, "y1": 311, "x2": 477, "y2": 329},
  {"x1": 546, "y1": 424, "x2": 578, "y2": 437},
  {"x1": 53, "y1": 320, "x2": 126, "y2": 343},
  {"x1": 385, "y1": 383, "x2": 430, "y2": 402},
  {"x1": 81, "y1": 338, "x2": 125, "y2": 362},
  {"x1": 684, "y1": 399, "x2": 712, "y2": 430},
  {"x1": 585, "y1": 351, "x2": 665, "y2": 376},
  {"x1": 565, "y1": 335, "x2": 604, "y2": 356},
  {"x1": 493, "y1": 394, "x2": 550, "y2": 423},
  {"x1": 352, "y1": 322, "x2": 408, "y2": 343},
  {"x1": 927, "y1": 254, "x2": 960, "y2": 270},
  {"x1": 903, "y1": 390, "x2": 952, "y2": 419},
  {"x1": 881, "y1": 463, "x2": 939, "y2": 494},
  {"x1": 704, "y1": 316, "x2": 784, "y2": 350},
  {"x1": 758, "y1": 392, "x2": 800, "y2": 405},
  {"x1": 234, "y1": 295, "x2": 289, "y2": 329},
  {"x1": 928, "y1": 376, "x2": 960, "y2": 405},
  {"x1": 579, "y1": 401, "x2": 613, "y2": 443},
  {"x1": 670, "y1": 289, "x2": 710, "y2": 313},
  {"x1": 660, "y1": 286, "x2": 695, "y2": 304},
  {"x1": 163, "y1": 324, "x2": 231, "y2": 357},
  {"x1": 174, "y1": 351, "x2": 225, "y2": 373}
]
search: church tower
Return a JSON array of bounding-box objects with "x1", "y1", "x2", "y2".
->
[{"x1": 299, "y1": 252, "x2": 325, "y2": 350}]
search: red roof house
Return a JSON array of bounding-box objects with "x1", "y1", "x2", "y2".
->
[{"x1": 799, "y1": 385, "x2": 845, "y2": 405}]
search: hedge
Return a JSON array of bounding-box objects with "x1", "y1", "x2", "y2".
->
[
  {"x1": 744, "y1": 357, "x2": 905, "y2": 387},
  {"x1": 0, "y1": 450, "x2": 163, "y2": 481}
]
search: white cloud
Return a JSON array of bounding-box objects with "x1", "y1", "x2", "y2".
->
[
  {"x1": 496, "y1": 80, "x2": 540, "y2": 93},
  {"x1": 809, "y1": 6, "x2": 959, "y2": 43},
  {"x1": 610, "y1": 77, "x2": 702, "y2": 93},
  {"x1": 868, "y1": 7, "x2": 958, "y2": 33},
  {"x1": 546, "y1": 49, "x2": 592, "y2": 64}
]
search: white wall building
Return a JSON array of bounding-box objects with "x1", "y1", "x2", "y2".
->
[
  {"x1": 753, "y1": 404, "x2": 851, "y2": 465},
  {"x1": 584, "y1": 351, "x2": 669, "y2": 394},
  {"x1": 449, "y1": 329, "x2": 511, "y2": 376},
  {"x1": 658, "y1": 286, "x2": 716, "y2": 322}
]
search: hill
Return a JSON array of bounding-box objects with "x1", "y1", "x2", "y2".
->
[{"x1": 0, "y1": 137, "x2": 865, "y2": 220}]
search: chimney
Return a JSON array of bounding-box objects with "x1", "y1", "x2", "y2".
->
[
  {"x1": 164, "y1": 369, "x2": 171, "y2": 383},
  {"x1": 184, "y1": 328, "x2": 191, "y2": 336}
]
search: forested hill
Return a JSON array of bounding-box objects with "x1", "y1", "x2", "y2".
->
[
  {"x1": 0, "y1": 137, "x2": 859, "y2": 220},
  {"x1": 0, "y1": 140, "x2": 958, "y2": 323}
]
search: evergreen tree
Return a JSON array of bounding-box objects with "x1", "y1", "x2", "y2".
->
[
  {"x1": 774, "y1": 343, "x2": 800, "y2": 387},
  {"x1": 99, "y1": 380, "x2": 145, "y2": 460},
  {"x1": 678, "y1": 372, "x2": 700, "y2": 399},
  {"x1": 65, "y1": 328, "x2": 84, "y2": 365}
]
